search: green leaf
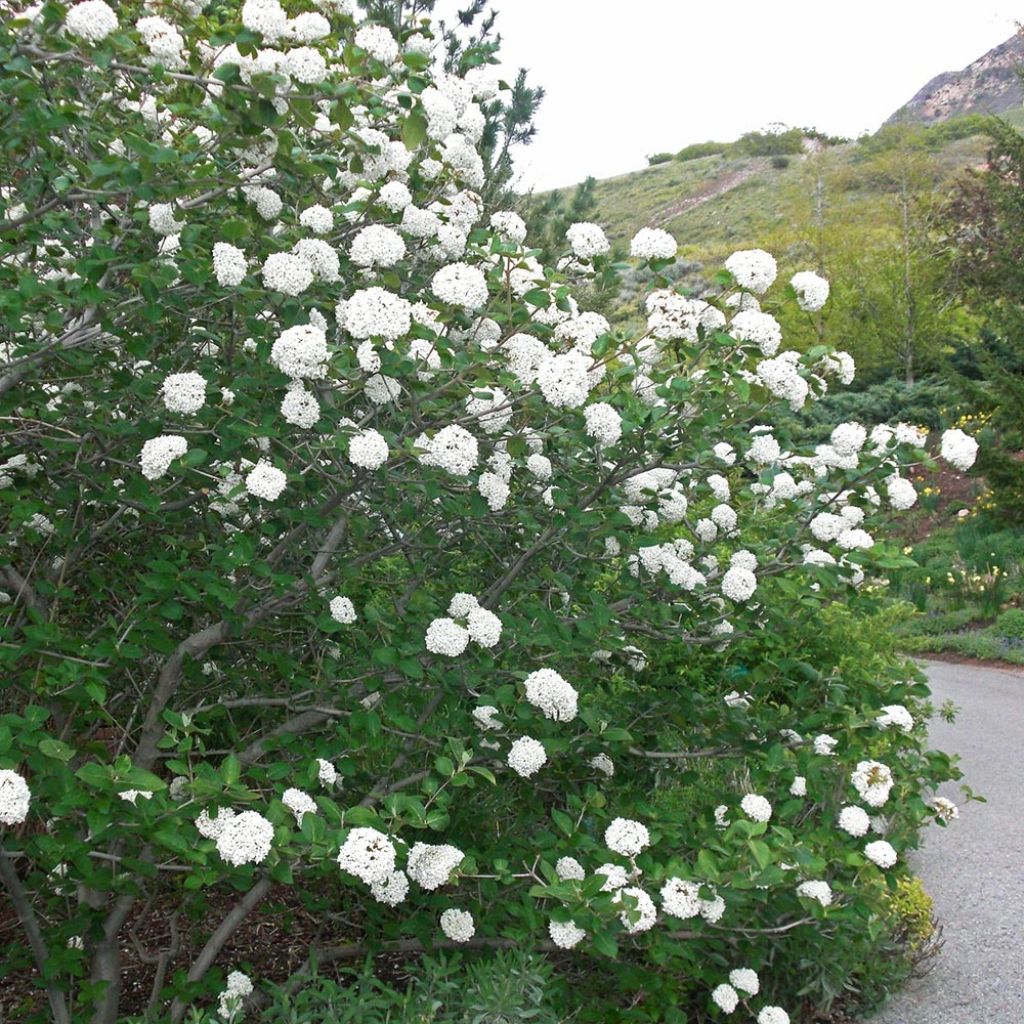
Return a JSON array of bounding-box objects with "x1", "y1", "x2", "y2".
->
[
  {"x1": 401, "y1": 110, "x2": 428, "y2": 150},
  {"x1": 38, "y1": 737, "x2": 75, "y2": 763}
]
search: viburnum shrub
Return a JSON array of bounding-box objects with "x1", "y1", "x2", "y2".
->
[{"x1": 0, "y1": 3, "x2": 978, "y2": 1023}]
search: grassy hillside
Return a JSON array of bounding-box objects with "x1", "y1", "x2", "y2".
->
[{"x1": 546, "y1": 131, "x2": 988, "y2": 267}]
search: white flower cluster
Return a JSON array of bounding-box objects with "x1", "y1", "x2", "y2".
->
[
  {"x1": 876, "y1": 704, "x2": 913, "y2": 732},
  {"x1": 406, "y1": 841, "x2": 464, "y2": 890},
  {"x1": 215, "y1": 810, "x2": 274, "y2": 866},
  {"x1": 604, "y1": 817, "x2": 650, "y2": 857},
  {"x1": 629, "y1": 227, "x2": 677, "y2": 261},
  {"x1": 725, "y1": 248, "x2": 777, "y2": 293},
  {"x1": 740, "y1": 793, "x2": 772, "y2": 823},
  {"x1": 262, "y1": 252, "x2": 314, "y2": 296},
  {"x1": 350, "y1": 224, "x2": 406, "y2": 268},
  {"x1": 566, "y1": 221, "x2": 610, "y2": 259},
  {"x1": 0, "y1": 769, "x2": 30, "y2": 825},
  {"x1": 432, "y1": 262, "x2": 488, "y2": 310},
  {"x1": 507, "y1": 736, "x2": 547, "y2": 778},
  {"x1": 64, "y1": 0, "x2": 118, "y2": 42},
  {"x1": 337, "y1": 827, "x2": 396, "y2": 884},
  {"x1": 616, "y1": 886, "x2": 657, "y2": 933},
  {"x1": 548, "y1": 918, "x2": 587, "y2": 949},
  {"x1": 940, "y1": 428, "x2": 979, "y2": 471},
  {"x1": 140, "y1": 435, "x2": 187, "y2": 480},
  {"x1": 161, "y1": 372, "x2": 207, "y2": 415},
  {"x1": 213, "y1": 243, "x2": 247, "y2": 287},
  {"x1": 790, "y1": 270, "x2": 830, "y2": 311},
  {"x1": 523, "y1": 667, "x2": 578, "y2": 722},
  {"x1": 439, "y1": 907, "x2": 475, "y2": 942},
  {"x1": 217, "y1": 970, "x2": 253, "y2": 1021},
  {"x1": 271, "y1": 324, "x2": 328, "y2": 379},
  {"x1": 347, "y1": 428, "x2": 389, "y2": 470},
  {"x1": 282, "y1": 787, "x2": 317, "y2": 825},
  {"x1": 341, "y1": 287, "x2": 411, "y2": 341},
  {"x1": 416, "y1": 424, "x2": 479, "y2": 477},
  {"x1": 329, "y1": 595, "x2": 356, "y2": 624},
  {"x1": 245, "y1": 461, "x2": 286, "y2": 501},
  {"x1": 864, "y1": 839, "x2": 898, "y2": 868},
  {"x1": 850, "y1": 760, "x2": 893, "y2": 807},
  {"x1": 796, "y1": 879, "x2": 833, "y2": 907},
  {"x1": 838, "y1": 805, "x2": 871, "y2": 837}
]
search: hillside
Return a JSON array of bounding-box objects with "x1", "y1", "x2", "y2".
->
[
  {"x1": 886, "y1": 32, "x2": 1024, "y2": 124},
  {"x1": 543, "y1": 128, "x2": 987, "y2": 267}
]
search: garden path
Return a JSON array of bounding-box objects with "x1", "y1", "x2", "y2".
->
[{"x1": 868, "y1": 659, "x2": 1024, "y2": 1024}]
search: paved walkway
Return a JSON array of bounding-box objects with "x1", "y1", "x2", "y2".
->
[{"x1": 868, "y1": 660, "x2": 1024, "y2": 1023}]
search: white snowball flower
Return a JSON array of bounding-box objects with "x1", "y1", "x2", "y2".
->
[
  {"x1": 660, "y1": 877, "x2": 701, "y2": 919},
  {"x1": 140, "y1": 435, "x2": 188, "y2": 480},
  {"x1": 740, "y1": 794, "x2": 772, "y2": 823},
  {"x1": 712, "y1": 984, "x2": 739, "y2": 1013},
  {"x1": 337, "y1": 827, "x2": 396, "y2": 885},
  {"x1": 556, "y1": 856, "x2": 585, "y2": 881},
  {"x1": 370, "y1": 870, "x2": 409, "y2": 906},
  {"x1": 604, "y1": 817, "x2": 650, "y2": 857},
  {"x1": 730, "y1": 310, "x2": 782, "y2": 356},
  {"x1": 790, "y1": 776, "x2": 807, "y2": 797},
  {"x1": 537, "y1": 350, "x2": 592, "y2": 409},
  {"x1": 417, "y1": 424, "x2": 479, "y2": 477},
  {"x1": 548, "y1": 919, "x2": 586, "y2": 949},
  {"x1": 160, "y1": 371, "x2": 207, "y2": 415},
  {"x1": 726, "y1": 249, "x2": 777, "y2": 293},
  {"x1": 245, "y1": 461, "x2": 286, "y2": 501},
  {"x1": 583, "y1": 402, "x2": 623, "y2": 447},
  {"x1": 566, "y1": 222, "x2": 610, "y2": 259},
  {"x1": 343, "y1": 287, "x2": 411, "y2": 341},
  {"x1": 425, "y1": 617, "x2": 470, "y2": 657},
  {"x1": 472, "y1": 705, "x2": 502, "y2": 731},
  {"x1": 931, "y1": 796, "x2": 960, "y2": 822},
  {"x1": 217, "y1": 970, "x2": 254, "y2": 1021},
  {"x1": 596, "y1": 862, "x2": 629, "y2": 892},
  {"x1": 940, "y1": 428, "x2": 979, "y2": 471},
  {"x1": 796, "y1": 880, "x2": 833, "y2": 907},
  {"x1": 466, "y1": 607, "x2": 502, "y2": 648},
  {"x1": 64, "y1": 0, "x2": 118, "y2": 42},
  {"x1": 830, "y1": 421, "x2": 867, "y2": 456},
  {"x1": 281, "y1": 384, "x2": 320, "y2": 428},
  {"x1": 864, "y1": 840, "x2": 898, "y2": 868},
  {"x1": 791, "y1": 270, "x2": 830, "y2": 311},
  {"x1": 378, "y1": 181, "x2": 412, "y2": 212},
  {"x1": 876, "y1": 704, "x2": 914, "y2": 732},
  {"x1": 524, "y1": 668, "x2": 578, "y2": 722},
  {"x1": 757, "y1": 1008, "x2": 790, "y2": 1024},
  {"x1": 347, "y1": 428, "x2": 389, "y2": 470},
  {"x1": 630, "y1": 227, "x2": 677, "y2": 261},
  {"x1": 813, "y1": 734, "x2": 838, "y2": 756},
  {"x1": 886, "y1": 475, "x2": 917, "y2": 510},
  {"x1": 213, "y1": 243, "x2": 247, "y2": 286},
  {"x1": 0, "y1": 770, "x2": 31, "y2": 825},
  {"x1": 299, "y1": 204, "x2": 334, "y2": 234},
  {"x1": 262, "y1": 252, "x2": 313, "y2": 296},
  {"x1": 271, "y1": 323, "x2": 328, "y2": 379},
  {"x1": 851, "y1": 761, "x2": 894, "y2": 807},
  {"x1": 432, "y1": 262, "x2": 488, "y2": 310},
  {"x1": 215, "y1": 810, "x2": 274, "y2": 866},
  {"x1": 355, "y1": 24, "x2": 398, "y2": 63},
  {"x1": 725, "y1": 968, "x2": 757, "y2": 996},
  {"x1": 316, "y1": 759, "x2": 337, "y2": 786},
  {"x1": 329, "y1": 596, "x2": 356, "y2": 624},
  {"x1": 721, "y1": 566, "x2": 757, "y2": 603},
  {"x1": 439, "y1": 908, "x2": 475, "y2": 943},
  {"x1": 490, "y1": 210, "x2": 527, "y2": 245},
  {"x1": 838, "y1": 805, "x2": 871, "y2": 837},
  {"x1": 406, "y1": 842, "x2": 464, "y2": 890},
  {"x1": 282, "y1": 787, "x2": 317, "y2": 825},
  {"x1": 616, "y1": 886, "x2": 657, "y2": 933},
  {"x1": 350, "y1": 225, "x2": 406, "y2": 268},
  {"x1": 507, "y1": 736, "x2": 547, "y2": 778}
]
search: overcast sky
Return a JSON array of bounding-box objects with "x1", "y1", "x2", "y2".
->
[{"x1": 442, "y1": 1, "x2": 1023, "y2": 192}]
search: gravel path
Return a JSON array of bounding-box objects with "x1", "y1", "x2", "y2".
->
[{"x1": 868, "y1": 659, "x2": 1024, "y2": 1023}]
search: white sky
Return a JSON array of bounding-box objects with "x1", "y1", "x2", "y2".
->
[{"x1": 440, "y1": 1, "x2": 1023, "y2": 192}]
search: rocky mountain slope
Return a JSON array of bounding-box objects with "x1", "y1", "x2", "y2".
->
[{"x1": 886, "y1": 32, "x2": 1024, "y2": 124}]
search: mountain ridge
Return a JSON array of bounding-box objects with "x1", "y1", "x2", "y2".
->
[{"x1": 886, "y1": 32, "x2": 1024, "y2": 124}]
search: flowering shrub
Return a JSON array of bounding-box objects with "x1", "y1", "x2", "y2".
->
[{"x1": 0, "y1": 3, "x2": 978, "y2": 1023}]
